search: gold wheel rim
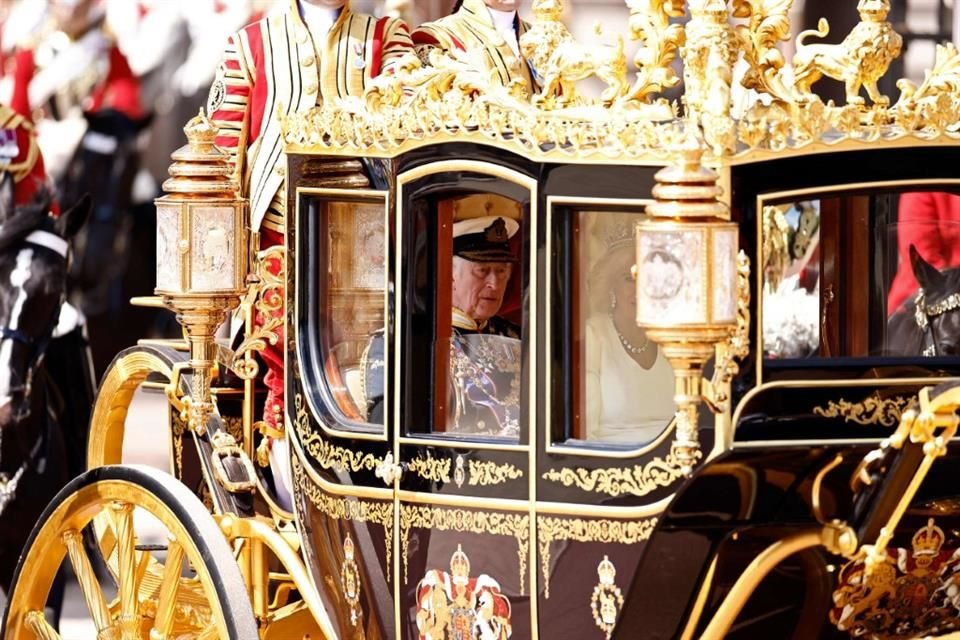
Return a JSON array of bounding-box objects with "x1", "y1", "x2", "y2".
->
[
  {"x1": 87, "y1": 351, "x2": 174, "y2": 470},
  {"x1": 6, "y1": 478, "x2": 231, "y2": 639}
]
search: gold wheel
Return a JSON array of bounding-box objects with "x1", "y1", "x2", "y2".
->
[
  {"x1": 3, "y1": 465, "x2": 257, "y2": 639},
  {"x1": 87, "y1": 348, "x2": 178, "y2": 470}
]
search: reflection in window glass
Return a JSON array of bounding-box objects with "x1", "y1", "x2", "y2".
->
[
  {"x1": 760, "y1": 190, "x2": 960, "y2": 361},
  {"x1": 574, "y1": 211, "x2": 675, "y2": 444},
  {"x1": 318, "y1": 201, "x2": 387, "y2": 425},
  {"x1": 762, "y1": 201, "x2": 821, "y2": 359}
]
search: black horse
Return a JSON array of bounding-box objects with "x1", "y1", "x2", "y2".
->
[
  {"x1": 0, "y1": 178, "x2": 90, "y2": 625},
  {"x1": 887, "y1": 245, "x2": 960, "y2": 356}
]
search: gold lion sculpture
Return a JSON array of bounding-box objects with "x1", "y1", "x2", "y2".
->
[
  {"x1": 792, "y1": 0, "x2": 902, "y2": 105},
  {"x1": 519, "y1": 0, "x2": 628, "y2": 107}
]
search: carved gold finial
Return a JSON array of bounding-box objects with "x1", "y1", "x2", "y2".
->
[
  {"x1": 183, "y1": 109, "x2": 219, "y2": 151},
  {"x1": 164, "y1": 109, "x2": 237, "y2": 197}
]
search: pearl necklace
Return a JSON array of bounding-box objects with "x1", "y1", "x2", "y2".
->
[{"x1": 616, "y1": 328, "x2": 650, "y2": 355}]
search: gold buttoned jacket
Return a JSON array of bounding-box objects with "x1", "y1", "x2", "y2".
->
[
  {"x1": 206, "y1": 0, "x2": 412, "y2": 232},
  {"x1": 411, "y1": 0, "x2": 535, "y2": 95}
]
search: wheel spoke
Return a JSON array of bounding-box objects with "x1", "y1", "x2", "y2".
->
[
  {"x1": 111, "y1": 501, "x2": 141, "y2": 639},
  {"x1": 24, "y1": 610, "x2": 61, "y2": 640},
  {"x1": 63, "y1": 529, "x2": 113, "y2": 633},
  {"x1": 149, "y1": 538, "x2": 185, "y2": 639}
]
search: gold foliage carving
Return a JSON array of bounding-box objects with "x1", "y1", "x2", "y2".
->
[
  {"x1": 731, "y1": 0, "x2": 794, "y2": 102},
  {"x1": 231, "y1": 245, "x2": 286, "y2": 380},
  {"x1": 542, "y1": 445, "x2": 686, "y2": 497},
  {"x1": 537, "y1": 515, "x2": 658, "y2": 598},
  {"x1": 468, "y1": 460, "x2": 523, "y2": 487},
  {"x1": 813, "y1": 395, "x2": 912, "y2": 427},
  {"x1": 293, "y1": 393, "x2": 383, "y2": 474},
  {"x1": 408, "y1": 454, "x2": 451, "y2": 484},
  {"x1": 294, "y1": 458, "x2": 394, "y2": 569},
  {"x1": 399, "y1": 505, "x2": 529, "y2": 594},
  {"x1": 626, "y1": 0, "x2": 685, "y2": 100}
]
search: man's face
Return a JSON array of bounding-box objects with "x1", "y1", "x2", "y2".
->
[
  {"x1": 301, "y1": 0, "x2": 347, "y2": 8},
  {"x1": 452, "y1": 256, "x2": 513, "y2": 323},
  {"x1": 485, "y1": 0, "x2": 519, "y2": 11}
]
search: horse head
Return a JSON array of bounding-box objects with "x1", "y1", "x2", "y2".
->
[
  {"x1": 888, "y1": 245, "x2": 960, "y2": 357},
  {"x1": 0, "y1": 176, "x2": 89, "y2": 429}
]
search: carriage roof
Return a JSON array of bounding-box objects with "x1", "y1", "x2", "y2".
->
[{"x1": 280, "y1": 3, "x2": 960, "y2": 168}]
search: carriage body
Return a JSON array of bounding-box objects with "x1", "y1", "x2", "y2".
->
[{"x1": 6, "y1": 2, "x2": 960, "y2": 639}]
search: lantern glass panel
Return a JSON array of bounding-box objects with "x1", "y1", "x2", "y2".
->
[
  {"x1": 190, "y1": 205, "x2": 237, "y2": 292},
  {"x1": 636, "y1": 227, "x2": 707, "y2": 325},
  {"x1": 711, "y1": 226, "x2": 738, "y2": 323},
  {"x1": 156, "y1": 202, "x2": 181, "y2": 292}
]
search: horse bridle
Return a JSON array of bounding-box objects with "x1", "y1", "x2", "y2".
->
[
  {"x1": 914, "y1": 287, "x2": 960, "y2": 356},
  {"x1": 0, "y1": 228, "x2": 69, "y2": 421}
]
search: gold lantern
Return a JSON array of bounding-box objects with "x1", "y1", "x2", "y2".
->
[
  {"x1": 635, "y1": 142, "x2": 739, "y2": 474},
  {"x1": 155, "y1": 110, "x2": 249, "y2": 435}
]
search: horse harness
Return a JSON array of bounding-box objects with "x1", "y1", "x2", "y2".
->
[
  {"x1": 914, "y1": 287, "x2": 960, "y2": 356},
  {"x1": 0, "y1": 228, "x2": 69, "y2": 516}
]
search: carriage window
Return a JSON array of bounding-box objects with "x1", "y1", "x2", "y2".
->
[
  {"x1": 314, "y1": 198, "x2": 388, "y2": 427},
  {"x1": 760, "y1": 190, "x2": 960, "y2": 362},
  {"x1": 555, "y1": 209, "x2": 676, "y2": 446},
  {"x1": 395, "y1": 181, "x2": 528, "y2": 442}
]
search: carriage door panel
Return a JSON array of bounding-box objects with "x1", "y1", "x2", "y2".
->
[
  {"x1": 537, "y1": 196, "x2": 672, "y2": 640},
  {"x1": 394, "y1": 164, "x2": 537, "y2": 639},
  {"x1": 288, "y1": 186, "x2": 396, "y2": 638}
]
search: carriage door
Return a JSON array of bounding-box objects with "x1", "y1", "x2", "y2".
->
[
  {"x1": 391, "y1": 161, "x2": 538, "y2": 639},
  {"x1": 536, "y1": 192, "x2": 682, "y2": 640}
]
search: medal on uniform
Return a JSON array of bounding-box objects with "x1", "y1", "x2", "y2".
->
[{"x1": 354, "y1": 42, "x2": 366, "y2": 70}]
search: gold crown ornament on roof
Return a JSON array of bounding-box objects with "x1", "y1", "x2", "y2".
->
[{"x1": 283, "y1": 0, "x2": 960, "y2": 162}]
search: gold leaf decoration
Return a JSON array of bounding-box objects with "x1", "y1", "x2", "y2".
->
[
  {"x1": 293, "y1": 393, "x2": 383, "y2": 474},
  {"x1": 467, "y1": 460, "x2": 523, "y2": 487},
  {"x1": 399, "y1": 504, "x2": 529, "y2": 594},
  {"x1": 541, "y1": 445, "x2": 686, "y2": 497},
  {"x1": 408, "y1": 454, "x2": 451, "y2": 484},
  {"x1": 538, "y1": 515, "x2": 658, "y2": 599},
  {"x1": 294, "y1": 458, "x2": 394, "y2": 569},
  {"x1": 813, "y1": 395, "x2": 912, "y2": 427}
]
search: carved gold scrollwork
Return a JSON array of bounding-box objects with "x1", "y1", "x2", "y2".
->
[
  {"x1": 812, "y1": 395, "x2": 912, "y2": 427},
  {"x1": 706, "y1": 252, "x2": 751, "y2": 413},
  {"x1": 542, "y1": 445, "x2": 686, "y2": 497},
  {"x1": 231, "y1": 245, "x2": 285, "y2": 380},
  {"x1": 893, "y1": 43, "x2": 960, "y2": 135},
  {"x1": 293, "y1": 458, "x2": 394, "y2": 569},
  {"x1": 731, "y1": 0, "x2": 795, "y2": 103},
  {"x1": 293, "y1": 393, "x2": 384, "y2": 474},
  {"x1": 399, "y1": 505, "x2": 529, "y2": 594},
  {"x1": 537, "y1": 515, "x2": 658, "y2": 599},
  {"x1": 468, "y1": 460, "x2": 523, "y2": 487},
  {"x1": 626, "y1": 0, "x2": 685, "y2": 101},
  {"x1": 408, "y1": 453, "x2": 451, "y2": 484}
]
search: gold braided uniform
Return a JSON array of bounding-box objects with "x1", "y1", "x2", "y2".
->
[{"x1": 411, "y1": 0, "x2": 535, "y2": 94}]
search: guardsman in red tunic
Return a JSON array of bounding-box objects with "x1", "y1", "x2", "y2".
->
[
  {"x1": 205, "y1": 0, "x2": 413, "y2": 503},
  {"x1": 411, "y1": 0, "x2": 535, "y2": 95}
]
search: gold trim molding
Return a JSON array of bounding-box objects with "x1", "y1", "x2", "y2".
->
[
  {"x1": 293, "y1": 393, "x2": 384, "y2": 474},
  {"x1": 468, "y1": 460, "x2": 523, "y2": 487},
  {"x1": 294, "y1": 458, "x2": 394, "y2": 569},
  {"x1": 399, "y1": 504, "x2": 529, "y2": 594},
  {"x1": 408, "y1": 453, "x2": 451, "y2": 484},
  {"x1": 812, "y1": 395, "x2": 912, "y2": 427},
  {"x1": 542, "y1": 444, "x2": 686, "y2": 497},
  {"x1": 537, "y1": 515, "x2": 657, "y2": 599}
]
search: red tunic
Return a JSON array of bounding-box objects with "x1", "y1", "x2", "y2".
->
[{"x1": 887, "y1": 192, "x2": 960, "y2": 314}]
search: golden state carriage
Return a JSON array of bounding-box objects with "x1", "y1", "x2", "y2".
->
[{"x1": 6, "y1": 0, "x2": 960, "y2": 638}]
